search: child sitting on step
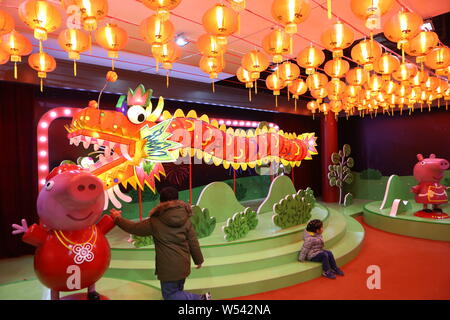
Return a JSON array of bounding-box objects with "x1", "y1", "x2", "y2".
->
[{"x1": 298, "y1": 219, "x2": 344, "y2": 279}]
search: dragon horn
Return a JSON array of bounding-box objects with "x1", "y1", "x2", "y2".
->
[{"x1": 147, "y1": 96, "x2": 164, "y2": 122}]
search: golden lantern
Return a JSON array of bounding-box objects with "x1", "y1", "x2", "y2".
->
[
  {"x1": 396, "y1": 83, "x2": 411, "y2": 98},
  {"x1": 320, "y1": 102, "x2": 330, "y2": 115},
  {"x1": 58, "y1": 28, "x2": 90, "y2": 76},
  {"x1": 373, "y1": 52, "x2": 400, "y2": 79},
  {"x1": 18, "y1": 0, "x2": 61, "y2": 52},
  {"x1": 199, "y1": 55, "x2": 224, "y2": 92},
  {"x1": 364, "y1": 74, "x2": 384, "y2": 93},
  {"x1": 1, "y1": 30, "x2": 32, "y2": 79},
  {"x1": 197, "y1": 34, "x2": 226, "y2": 57},
  {"x1": 410, "y1": 69, "x2": 428, "y2": 87},
  {"x1": 71, "y1": 0, "x2": 108, "y2": 32},
  {"x1": 345, "y1": 84, "x2": 361, "y2": 99},
  {"x1": 289, "y1": 78, "x2": 307, "y2": 110},
  {"x1": 424, "y1": 46, "x2": 450, "y2": 71},
  {"x1": 95, "y1": 23, "x2": 128, "y2": 70},
  {"x1": 435, "y1": 65, "x2": 450, "y2": 80},
  {"x1": 0, "y1": 48, "x2": 10, "y2": 65},
  {"x1": 306, "y1": 72, "x2": 328, "y2": 91},
  {"x1": 152, "y1": 41, "x2": 181, "y2": 87},
  {"x1": 307, "y1": 100, "x2": 319, "y2": 118},
  {"x1": 326, "y1": 79, "x2": 346, "y2": 100},
  {"x1": 141, "y1": 0, "x2": 182, "y2": 21},
  {"x1": 0, "y1": 10, "x2": 15, "y2": 36},
  {"x1": 351, "y1": 39, "x2": 382, "y2": 70},
  {"x1": 329, "y1": 99, "x2": 343, "y2": 117},
  {"x1": 350, "y1": 0, "x2": 394, "y2": 31},
  {"x1": 262, "y1": 29, "x2": 291, "y2": 63},
  {"x1": 278, "y1": 61, "x2": 300, "y2": 86},
  {"x1": 404, "y1": 31, "x2": 439, "y2": 64},
  {"x1": 311, "y1": 87, "x2": 328, "y2": 105},
  {"x1": 383, "y1": 80, "x2": 397, "y2": 95},
  {"x1": 28, "y1": 51, "x2": 56, "y2": 92},
  {"x1": 241, "y1": 50, "x2": 270, "y2": 79},
  {"x1": 392, "y1": 62, "x2": 417, "y2": 83},
  {"x1": 421, "y1": 76, "x2": 439, "y2": 92},
  {"x1": 383, "y1": 9, "x2": 423, "y2": 60},
  {"x1": 271, "y1": 0, "x2": 311, "y2": 34},
  {"x1": 345, "y1": 67, "x2": 368, "y2": 87},
  {"x1": 236, "y1": 66, "x2": 254, "y2": 101},
  {"x1": 321, "y1": 20, "x2": 354, "y2": 58},
  {"x1": 297, "y1": 44, "x2": 325, "y2": 75},
  {"x1": 202, "y1": 4, "x2": 238, "y2": 45},
  {"x1": 140, "y1": 15, "x2": 175, "y2": 52},
  {"x1": 324, "y1": 58, "x2": 349, "y2": 80},
  {"x1": 266, "y1": 72, "x2": 286, "y2": 107}
]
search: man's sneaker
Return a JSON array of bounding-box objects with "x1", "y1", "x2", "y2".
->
[
  {"x1": 201, "y1": 292, "x2": 212, "y2": 300},
  {"x1": 322, "y1": 271, "x2": 336, "y2": 279},
  {"x1": 333, "y1": 268, "x2": 345, "y2": 276}
]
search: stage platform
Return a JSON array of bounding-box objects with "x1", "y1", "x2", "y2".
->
[{"x1": 363, "y1": 201, "x2": 450, "y2": 241}]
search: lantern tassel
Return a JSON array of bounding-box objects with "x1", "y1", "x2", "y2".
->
[
  {"x1": 287, "y1": 87, "x2": 290, "y2": 101},
  {"x1": 312, "y1": 113, "x2": 315, "y2": 120},
  {"x1": 294, "y1": 98, "x2": 297, "y2": 111},
  {"x1": 248, "y1": 87, "x2": 251, "y2": 102},
  {"x1": 40, "y1": 78, "x2": 43, "y2": 93},
  {"x1": 212, "y1": 81, "x2": 215, "y2": 93},
  {"x1": 446, "y1": 100, "x2": 448, "y2": 111},
  {"x1": 39, "y1": 40, "x2": 43, "y2": 54},
  {"x1": 74, "y1": 60, "x2": 77, "y2": 77},
  {"x1": 275, "y1": 95, "x2": 278, "y2": 107},
  {"x1": 166, "y1": 70, "x2": 169, "y2": 88},
  {"x1": 327, "y1": 0, "x2": 332, "y2": 19},
  {"x1": 14, "y1": 62, "x2": 17, "y2": 79},
  {"x1": 289, "y1": 34, "x2": 293, "y2": 55},
  {"x1": 438, "y1": 99, "x2": 440, "y2": 108},
  {"x1": 420, "y1": 103, "x2": 423, "y2": 112},
  {"x1": 89, "y1": 32, "x2": 92, "y2": 54},
  {"x1": 112, "y1": 59, "x2": 115, "y2": 71},
  {"x1": 255, "y1": 80, "x2": 258, "y2": 94}
]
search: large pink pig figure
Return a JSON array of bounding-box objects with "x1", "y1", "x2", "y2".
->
[
  {"x1": 12, "y1": 164, "x2": 115, "y2": 300},
  {"x1": 411, "y1": 154, "x2": 449, "y2": 214}
]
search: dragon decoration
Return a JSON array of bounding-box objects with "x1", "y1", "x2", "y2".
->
[{"x1": 66, "y1": 85, "x2": 318, "y2": 209}]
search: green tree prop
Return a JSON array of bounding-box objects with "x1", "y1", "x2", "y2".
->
[
  {"x1": 328, "y1": 144, "x2": 354, "y2": 205},
  {"x1": 131, "y1": 234, "x2": 153, "y2": 248},
  {"x1": 272, "y1": 188, "x2": 316, "y2": 228},
  {"x1": 190, "y1": 205, "x2": 216, "y2": 238},
  {"x1": 222, "y1": 208, "x2": 258, "y2": 241}
]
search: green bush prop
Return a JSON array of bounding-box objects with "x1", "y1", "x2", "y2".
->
[
  {"x1": 222, "y1": 208, "x2": 258, "y2": 242},
  {"x1": 272, "y1": 188, "x2": 316, "y2": 229},
  {"x1": 344, "y1": 193, "x2": 354, "y2": 207},
  {"x1": 328, "y1": 144, "x2": 354, "y2": 205},
  {"x1": 131, "y1": 234, "x2": 153, "y2": 248},
  {"x1": 360, "y1": 168, "x2": 383, "y2": 180},
  {"x1": 190, "y1": 205, "x2": 216, "y2": 239}
]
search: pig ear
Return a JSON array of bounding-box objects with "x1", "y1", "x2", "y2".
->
[
  {"x1": 417, "y1": 154, "x2": 424, "y2": 161},
  {"x1": 429, "y1": 154, "x2": 436, "y2": 159}
]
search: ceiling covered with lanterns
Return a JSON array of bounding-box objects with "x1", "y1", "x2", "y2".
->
[{"x1": 0, "y1": 0, "x2": 449, "y2": 115}]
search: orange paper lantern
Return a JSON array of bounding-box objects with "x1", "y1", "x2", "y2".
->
[
  {"x1": 199, "y1": 55, "x2": 224, "y2": 79},
  {"x1": 383, "y1": 9, "x2": 423, "y2": 54},
  {"x1": 297, "y1": 44, "x2": 325, "y2": 75},
  {"x1": 306, "y1": 72, "x2": 328, "y2": 91},
  {"x1": 326, "y1": 79, "x2": 346, "y2": 100},
  {"x1": 58, "y1": 28, "x2": 90, "y2": 76},
  {"x1": 141, "y1": 0, "x2": 182, "y2": 21},
  {"x1": 19, "y1": 0, "x2": 61, "y2": 42},
  {"x1": 373, "y1": 53, "x2": 400, "y2": 79},
  {"x1": 140, "y1": 15, "x2": 175, "y2": 50},
  {"x1": 424, "y1": 46, "x2": 450, "y2": 70},
  {"x1": 28, "y1": 51, "x2": 56, "y2": 91},
  {"x1": 345, "y1": 67, "x2": 368, "y2": 87},
  {"x1": 95, "y1": 23, "x2": 128, "y2": 70},
  {"x1": 0, "y1": 9, "x2": 15, "y2": 36},
  {"x1": 351, "y1": 39, "x2": 382, "y2": 70},
  {"x1": 72, "y1": 0, "x2": 108, "y2": 32},
  {"x1": 289, "y1": 78, "x2": 307, "y2": 98},
  {"x1": 262, "y1": 29, "x2": 291, "y2": 63},
  {"x1": 0, "y1": 48, "x2": 10, "y2": 65},
  {"x1": 152, "y1": 41, "x2": 181, "y2": 70},
  {"x1": 266, "y1": 72, "x2": 286, "y2": 107},
  {"x1": 321, "y1": 20, "x2": 354, "y2": 58},
  {"x1": 404, "y1": 31, "x2": 439, "y2": 63},
  {"x1": 383, "y1": 80, "x2": 398, "y2": 95},
  {"x1": 241, "y1": 50, "x2": 270, "y2": 79},
  {"x1": 197, "y1": 34, "x2": 226, "y2": 57},
  {"x1": 392, "y1": 62, "x2": 417, "y2": 83},
  {"x1": 1, "y1": 30, "x2": 32, "y2": 79},
  {"x1": 410, "y1": 69, "x2": 429, "y2": 87},
  {"x1": 202, "y1": 4, "x2": 238, "y2": 45},
  {"x1": 271, "y1": 0, "x2": 311, "y2": 34},
  {"x1": 350, "y1": 0, "x2": 394, "y2": 30},
  {"x1": 324, "y1": 58, "x2": 350, "y2": 80},
  {"x1": 278, "y1": 61, "x2": 300, "y2": 85},
  {"x1": 237, "y1": 66, "x2": 255, "y2": 101}
]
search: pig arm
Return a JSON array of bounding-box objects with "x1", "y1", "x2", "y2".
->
[
  {"x1": 411, "y1": 185, "x2": 421, "y2": 194},
  {"x1": 22, "y1": 224, "x2": 48, "y2": 247},
  {"x1": 96, "y1": 215, "x2": 115, "y2": 235}
]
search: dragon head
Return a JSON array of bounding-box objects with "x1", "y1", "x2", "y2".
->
[{"x1": 66, "y1": 85, "x2": 180, "y2": 207}]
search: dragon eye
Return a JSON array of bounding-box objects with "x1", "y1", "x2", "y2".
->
[
  {"x1": 127, "y1": 106, "x2": 147, "y2": 124},
  {"x1": 45, "y1": 181, "x2": 54, "y2": 191}
]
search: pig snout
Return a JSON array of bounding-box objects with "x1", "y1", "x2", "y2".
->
[{"x1": 68, "y1": 174, "x2": 103, "y2": 203}]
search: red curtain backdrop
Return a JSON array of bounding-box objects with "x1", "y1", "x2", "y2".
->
[{"x1": 0, "y1": 82, "x2": 39, "y2": 258}]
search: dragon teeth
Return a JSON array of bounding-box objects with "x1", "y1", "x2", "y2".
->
[
  {"x1": 120, "y1": 144, "x2": 133, "y2": 161},
  {"x1": 85, "y1": 136, "x2": 92, "y2": 144},
  {"x1": 82, "y1": 140, "x2": 90, "y2": 149},
  {"x1": 73, "y1": 136, "x2": 81, "y2": 146},
  {"x1": 93, "y1": 144, "x2": 100, "y2": 151},
  {"x1": 97, "y1": 139, "x2": 104, "y2": 146}
]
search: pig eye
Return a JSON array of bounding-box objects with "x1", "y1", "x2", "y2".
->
[
  {"x1": 421, "y1": 161, "x2": 425, "y2": 165},
  {"x1": 45, "y1": 181, "x2": 54, "y2": 191}
]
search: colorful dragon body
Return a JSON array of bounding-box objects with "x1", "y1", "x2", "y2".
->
[{"x1": 66, "y1": 85, "x2": 318, "y2": 208}]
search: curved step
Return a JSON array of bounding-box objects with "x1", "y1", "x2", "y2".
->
[
  {"x1": 107, "y1": 209, "x2": 349, "y2": 281},
  {"x1": 138, "y1": 212, "x2": 364, "y2": 299}
]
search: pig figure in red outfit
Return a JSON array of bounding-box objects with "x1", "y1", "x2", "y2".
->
[
  {"x1": 411, "y1": 154, "x2": 449, "y2": 219},
  {"x1": 12, "y1": 164, "x2": 115, "y2": 299}
]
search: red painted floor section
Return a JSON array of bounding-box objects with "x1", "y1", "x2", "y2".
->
[{"x1": 233, "y1": 217, "x2": 450, "y2": 300}]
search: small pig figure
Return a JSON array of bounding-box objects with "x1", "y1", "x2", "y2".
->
[
  {"x1": 411, "y1": 154, "x2": 449, "y2": 216},
  {"x1": 12, "y1": 164, "x2": 115, "y2": 300}
]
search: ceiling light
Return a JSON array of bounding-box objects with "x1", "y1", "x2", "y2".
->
[
  {"x1": 421, "y1": 20, "x2": 434, "y2": 31},
  {"x1": 175, "y1": 33, "x2": 190, "y2": 47}
]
